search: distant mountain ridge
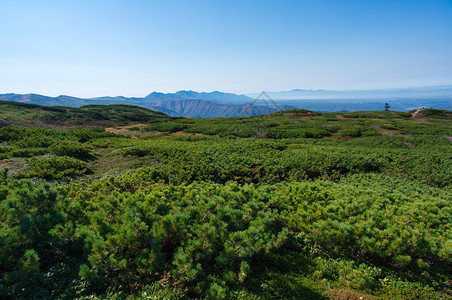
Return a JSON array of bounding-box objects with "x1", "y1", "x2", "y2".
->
[
  {"x1": 248, "y1": 85, "x2": 452, "y2": 100},
  {"x1": 147, "y1": 99, "x2": 292, "y2": 118},
  {"x1": 0, "y1": 91, "x2": 292, "y2": 118},
  {"x1": 93, "y1": 90, "x2": 253, "y2": 104},
  {"x1": 1, "y1": 86, "x2": 451, "y2": 117}
]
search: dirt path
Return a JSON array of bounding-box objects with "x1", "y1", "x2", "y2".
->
[
  {"x1": 411, "y1": 108, "x2": 423, "y2": 118},
  {"x1": 105, "y1": 124, "x2": 158, "y2": 138}
]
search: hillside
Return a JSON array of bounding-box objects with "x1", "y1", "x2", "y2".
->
[
  {"x1": 0, "y1": 101, "x2": 171, "y2": 128},
  {"x1": 0, "y1": 107, "x2": 450, "y2": 299}
]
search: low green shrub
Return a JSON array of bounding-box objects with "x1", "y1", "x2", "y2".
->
[
  {"x1": 50, "y1": 141, "x2": 96, "y2": 160},
  {"x1": 22, "y1": 156, "x2": 88, "y2": 179}
]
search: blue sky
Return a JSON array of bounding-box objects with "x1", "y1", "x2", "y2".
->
[{"x1": 0, "y1": 0, "x2": 451, "y2": 97}]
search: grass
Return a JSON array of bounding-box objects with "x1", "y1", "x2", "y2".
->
[{"x1": 86, "y1": 147, "x2": 162, "y2": 177}]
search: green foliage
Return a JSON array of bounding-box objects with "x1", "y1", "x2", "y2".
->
[
  {"x1": 379, "y1": 277, "x2": 451, "y2": 299},
  {"x1": 339, "y1": 126, "x2": 378, "y2": 137},
  {"x1": 273, "y1": 109, "x2": 321, "y2": 116},
  {"x1": 279, "y1": 174, "x2": 451, "y2": 267},
  {"x1": 0, "y1": 109, "x2": 450, "y2": 298},
  {"x1": 0, "y1": 177, "x2": 64, "y2": 297},
  {"x1": 50, "y1": 140, "x2": 96, "y2": 160},
  {"x1": 58, "y1": 181, "x2": 289, "y2": 296},
  {"x1": 410, "y1": 108, "x2": 450, "y2": 118},
  {"x1": 144, "y1": 121, "x2": 189, "y2": 133},
  {"x1": 266, "y1": 126, "x2": 330, "y2": 138},
  {"x1": 23, "y1": 156, "x2": 88, "y2": 179},
  {"x1": 313, "y1": 257, "x2": 382, "y2": 291}
]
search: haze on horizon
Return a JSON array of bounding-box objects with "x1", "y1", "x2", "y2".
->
[{"x1": 0, "y1": 0, "x2": 451, "y2": 98}]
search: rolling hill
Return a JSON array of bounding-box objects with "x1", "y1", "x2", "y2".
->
[{"x1": 0, "y1": 101, "x2": 172, "y2": 128}]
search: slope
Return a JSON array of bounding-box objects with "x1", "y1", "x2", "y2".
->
[{"x1": 0, "y1": 101, "x2": 172, "y2": 128}]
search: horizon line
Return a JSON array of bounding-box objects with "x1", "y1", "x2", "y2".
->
[{"x1": 1, "y1": 83, "x2": 452, "y2": 99}]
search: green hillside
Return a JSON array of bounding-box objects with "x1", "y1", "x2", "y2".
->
[
  {"x1": 0, "y1": 101, "x2": 172, "y2": 128},
  {"x1": 0, "y1": 108, "x2": 451, "y2": 299}
]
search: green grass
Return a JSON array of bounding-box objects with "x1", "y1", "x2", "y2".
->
[{"x1": 86, "y1": 147, "x2": 162, "y2": 177}]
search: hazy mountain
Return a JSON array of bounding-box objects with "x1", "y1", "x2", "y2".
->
[
  {"x1": 0, "y1": 93, "x2": 109, "y2": 107},
  {"x1": 91, "y1": 91, "x2": 253, "y2": 104},
  {"x1": 247, "y1": 85, "x2": 452, "y2": 100},
  {"x1": 1, "y1": 86, "x2": 451, "y2": 117},
  {"x1": 274, "y1": 98, "x2": 452, "y2": 112},
  {"x1": 146, "y1": 99, "x2": 294, "y2": 118},
  {"x1": 172, "y1": 91, "x2": 252, "y2": 103}
]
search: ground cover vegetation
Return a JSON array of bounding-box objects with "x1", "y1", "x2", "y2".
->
[
  {"x1": 0, "y1": 104, "x2": 450, "y2": 299},
  {"x1": 0, "y1": 101, "x2": 172, "y2": 128}
]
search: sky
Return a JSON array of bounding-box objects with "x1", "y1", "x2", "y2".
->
[{"x1": 0, "y1": 0, "x2": 451, "y2": 97}]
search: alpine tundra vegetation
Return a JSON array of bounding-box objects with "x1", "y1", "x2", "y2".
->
[{"x1": 0, "y1": 103, "x2": 451, "y2": 299}]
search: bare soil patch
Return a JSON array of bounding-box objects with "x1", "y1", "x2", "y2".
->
[
  {"x1": 171, "y1": 131, "x2": 203, "y2": 136},
  {"x1": 0, "y1": 159, "x2": 27, "y2": 175},
  {"x1": 105, "y1": 124, "x2": 158, "y2": 138},
  {"x1": 379, "y1": 130, "x2": 409, "y2": 138},
  {"x1": 323, "y1": 135, "x2": 350, "y2": 141}
]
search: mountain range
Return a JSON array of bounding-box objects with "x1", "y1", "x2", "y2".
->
[
  {"x1": 0, "y1": 86, "x2": 451, "y2": 118},
  {"x1": 247, "y1": 85, "x2": 452, "y2": 100},
  {"x1": 0, "y1": 91, "x2": 294, "y2": 118}
]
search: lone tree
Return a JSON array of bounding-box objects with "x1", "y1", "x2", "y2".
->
[{"x1": 384, "y1": 103, "x2": 391, "y2": 111}]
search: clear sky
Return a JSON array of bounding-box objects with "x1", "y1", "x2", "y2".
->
[{"x1": 0, "y1": 0, "x2": 451, "y2": 97}]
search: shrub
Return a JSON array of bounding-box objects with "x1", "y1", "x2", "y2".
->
[
  {"x1": 22, "y1": 156, "x2": 88, "y2": 179},
  {"x1": 50, "y1": 141, "x2": 96, "y2": 160}
]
